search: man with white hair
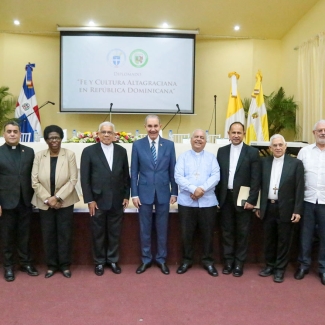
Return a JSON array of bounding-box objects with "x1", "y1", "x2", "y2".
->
[
  {"x1": 81, "y1": 121, "x2": 130, "y2": 276},
  {"x1": 174, "y1": 129, "x2": 220, "y2": 276},
  {"x1": 256, "y1": 134, "x2": 304, "y2": 283},
  {"x1": 294, "y1": 120, "x2": 325, "y2": 285}
]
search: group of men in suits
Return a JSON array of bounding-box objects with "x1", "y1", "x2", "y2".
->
[{"x1": 2, "y1": 117, "x2": 325, "y2": 285}]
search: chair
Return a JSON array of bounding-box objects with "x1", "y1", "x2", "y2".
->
[
  {"x1": 20, "y1": 133, "x2": 31, "y2": 142},
  {"x1": 172, "y1": 133, "x2": 190, "y2": 143},
  {"x1": 208, "y1": 134, "x2": 221, "y2": 143}
]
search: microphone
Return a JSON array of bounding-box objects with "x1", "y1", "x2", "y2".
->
[
  {"x1": 214, "y1": 95, "x2": 217, "y2": 103},
  {"x1": 163, "y1": 104, "x2": 181, "y2": 131},
  {"x1": 23, "y1": 100, "x2": 54, "y2": 120},
  {"x1": 102, "y1": 103, "x2": 114, "y2": 122},
  {"x1": 48, "y1": 101, "x2": 55, "y2": 105}
]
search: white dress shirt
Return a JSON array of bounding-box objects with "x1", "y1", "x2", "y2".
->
[
  {"x1": 268, "y1": 155, "x2": 284, "y2": 200},
  {"x1": 297, "y1": 143, "x2": 325, "y2": 204},
  {"x1": 100, "y1": 142, "x2": 114, "y2": 170},
  {"x1": 228, "y1": 142, "x2": 243, "y2": 189}
]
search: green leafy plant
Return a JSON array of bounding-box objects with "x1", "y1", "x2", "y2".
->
[
  {"x1": 264, "y1": 87, "x2": 299, "y2": 137},
  {"x1": 242, "y1": 87, "x2": 300, "y2": 138},
  {"x1": 0, "y1": 86, "x2": 18, "y2": 131}
]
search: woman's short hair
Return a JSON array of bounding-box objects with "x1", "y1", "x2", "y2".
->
[{"x1": 43, "y1": 125, "x2": 64, "y2": 140}]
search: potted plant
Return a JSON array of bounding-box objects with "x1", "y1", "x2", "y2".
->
[
  {"x1": 0, "y1": 86, "x2": 18, "y2": 131},
  {"x1": 242, "y1": 87, "x2": 300, "y2": 138}
]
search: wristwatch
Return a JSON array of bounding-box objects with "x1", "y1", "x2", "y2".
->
[{"x1": 55, "y1": 195, "x2": 63, "y2": 203}]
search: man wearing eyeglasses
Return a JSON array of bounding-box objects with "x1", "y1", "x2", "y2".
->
[
  {"x1": 80, "y1": 121, "x2": 130, "y2": 276},
  {"x1": 0, "y1": 121, "x2": 39, "y2": 281},
  {"x1": 294, "y1": 120, "x2": 325, "y2": 285}
]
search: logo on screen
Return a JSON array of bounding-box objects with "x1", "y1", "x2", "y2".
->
[
  {"x1": 129, "y1": 49, "x2": 148, "y2": 68},
  {"x1": 107, "y1": 49, "x2": 126, "y2": 68}
]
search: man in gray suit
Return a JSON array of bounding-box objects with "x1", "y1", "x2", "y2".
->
[{"x1": 0, "y1": 121, "x2": 38, "y2": 281}]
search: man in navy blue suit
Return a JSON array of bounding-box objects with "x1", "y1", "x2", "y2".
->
[{"x1": 131, "y1": 115, "x2": 178, "y2": 275}]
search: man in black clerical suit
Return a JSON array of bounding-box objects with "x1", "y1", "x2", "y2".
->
[
  {"x1": 256, "y1": 134, "x2": 304, "y2": 283},
  {"x1": 0, "y1": 121, "x2": 38, "y2": 281},
  {"x1": 80, "y1": 121, "x2": 130, "y2": 276},
  {"x1": 217, "y1": 122, "x2": 260, "y2": 277}
]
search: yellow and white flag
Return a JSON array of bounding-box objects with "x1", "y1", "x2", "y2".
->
[
  {"x1": 224, "y1": 72, "x2": 245, "y2": 138},
  {"x1": 245, "y1": 70, "x2": 269, "y2": 144}
]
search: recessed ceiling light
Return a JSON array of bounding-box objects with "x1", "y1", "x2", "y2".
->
[
  {"x1": 88, "y1": 20, "x2": 95, "y2": 26},
  {"x1": 162, "y1": 22, "x2": 169, "y2": 28},
  {"x1": 14, "y1": 20, "x2": 20, "y2": 25},
  {"x1": 234, "y1": 25, "x2": 240, "y2": 31}
]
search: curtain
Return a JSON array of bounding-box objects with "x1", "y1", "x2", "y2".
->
[{"x1": 297, "y1": 33, "x2": 325, "y2": 143}]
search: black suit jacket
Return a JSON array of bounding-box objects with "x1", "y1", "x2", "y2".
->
[
  {"x1": 217, "y1": 143, "x2": 260, "y2": 211},
  {"x1": 259, "y1": 154, "x2": 304, "y2": 222},
  {"x1": 0, "y1": 143, "x2": 34, "y2": 209},
  {"x1": 80, "y1": 142, "x2": 130, "y2": 210}
]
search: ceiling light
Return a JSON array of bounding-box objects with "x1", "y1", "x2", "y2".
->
[
  {"x1": 234, "y1": 25, "x2": 240, "y2": 31},
  {"x1": 14, "y1": 20, "x2": 20, "y2": 25},
  {"x1": 88, "y1": 20, "x2": 95, "y2": 26},
  {"x1": 162, "y1": 22, "x2": 169, "y2": 28}
]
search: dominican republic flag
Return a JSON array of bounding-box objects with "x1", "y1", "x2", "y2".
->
[{"x1": 15, "y1": 63, "x2": 41, "y2": 141}]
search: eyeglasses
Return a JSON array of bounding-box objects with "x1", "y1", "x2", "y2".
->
[
  {"x1": 100, "y1": 131, "x2": 114, "y2": 135},
  {"x1": 315, "y1": 129, "x2": 325, "y2": 134},
  {"x1": 47, "y1": 137, "x2": 61, "y2": 142}
]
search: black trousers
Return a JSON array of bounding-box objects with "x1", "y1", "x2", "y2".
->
[
  {"x1": 1, "y1": 203, "x2": 32, "y2": 267},
  {"x1": 221, "y1": 190, "x2": 252, "y2": 266},
  {"x1": 91, "y1": 206, "x2": 123, "y2": 265},
  {"x1": 39, "y1": 205, "x2": 74, "y2": 271},
  {"x1": 263, "y1": 202, "x2": 293, "y2": 270},
  {"x1": 178, "y1": 204, "x2": 217, "y2": 266}
]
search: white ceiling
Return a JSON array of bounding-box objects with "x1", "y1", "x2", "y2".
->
[{"x1": 0, "y1": 0, "x2": 320, "y2": 39}]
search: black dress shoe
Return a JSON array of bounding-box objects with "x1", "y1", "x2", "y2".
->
[
  {"x1": 222, "y1": 263, "x2": 233, "y2": 275},
  {"x1": 95, "y1": 264, "x2": 104, "y2": 276},
  {"x1": 4, "y1": 267, "x2": 15, "y2": 282},
  {"x1": 259, "y1": 266, "x2": 274, "y2": 277},
  {"x1": 157, "y1": 263, "x2": 170, "y2": 275},
  {"x1": 177, "y1": 263, "x2": 192, "y2": 274},
  {"x1": 233, "y1": 265, "x2": 243, "y2": 277},
  {"x1": 62, "y1": 270, "x2": 72, "y2": 278},
  {"x1": 45, "y1": 270, "x2": 55, "y2": 278},
  {"x1": 108, "y1": 263, "x2": 121, "y2": 274},
  {"x1": 274, "y1": 270, "x2": 284, "y2": 283},
  {"x1": 294, "y1": 268, "x2": 309, "y2": 280},
  {"x1": 136, "y1": 263, "x2": 152, "y2": 274},
  {"x1": 319, "y1": 273, "x2": 325, "y2": 285},
  {"x1": 20, "y1": 265, "x2": 39, "y2": 276},
  {"x1": 204, "y1": 264, "x2": 218, "y2": 277}
]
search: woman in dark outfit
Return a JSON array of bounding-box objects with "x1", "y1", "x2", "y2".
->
[{"x1": 31, "y1": 125, "x2": 79, "y2": 278}]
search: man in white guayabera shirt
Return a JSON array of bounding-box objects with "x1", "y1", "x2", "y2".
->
[
  {"x1": 175, "y1": 129, "x2": 220, "y2": 277},
  {"x1": 294, "y1": 120, "x2": 325, "y2": 285}
]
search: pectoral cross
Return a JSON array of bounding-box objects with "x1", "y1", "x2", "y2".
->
[{"x1": 273, "y1": 185, "x2": 278, "y2": 195}]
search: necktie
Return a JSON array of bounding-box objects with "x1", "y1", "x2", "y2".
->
[{"x1": 151, "y1": 141, "x2": 157, "y2": 164}]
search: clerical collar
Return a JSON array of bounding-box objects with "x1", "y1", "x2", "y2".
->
[
  {"x1": 273, "y1": 155, "x2": 285, "y2": 162},
  {"x1": 5, "y1": 143, "x2": 19, "y2": 150}
]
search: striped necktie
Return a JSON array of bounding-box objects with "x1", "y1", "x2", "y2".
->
[{"x1": 151, "y1": 141, "x2": 157, "y2": 164}]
